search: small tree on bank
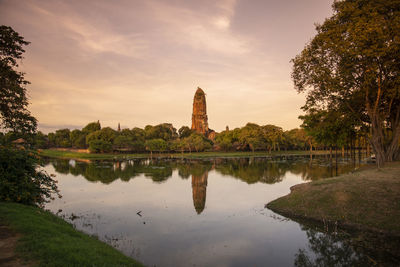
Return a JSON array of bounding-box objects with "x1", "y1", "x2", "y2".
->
[{"x1": 292, "y1": 0, "x2": 400, "y2": 167}]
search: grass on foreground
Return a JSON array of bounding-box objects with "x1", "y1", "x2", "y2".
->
[
  {"x1": 267, "y1": 162, "x2": 400, "y2": 235},
  {"x1": 0, "y1": 202, "x2": 144, "y2": 267},
  {"x1": 39, "y1": 148, "x2": 325, "y2": 160}
]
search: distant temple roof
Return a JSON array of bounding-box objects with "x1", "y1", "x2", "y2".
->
[{"x1": 12, "y1": 138, "x2": 26, "y2": 144}]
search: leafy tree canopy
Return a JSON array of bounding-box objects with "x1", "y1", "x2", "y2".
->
[
  {"x1": 0, "y1": 25, "x2": 36, "y2": 133},
  {"x1": 82, "y1": 121, "x2": 101, "y2": 134},
  {"x1": 292, "y1": 0, "x2": 400, "y2": 166}
]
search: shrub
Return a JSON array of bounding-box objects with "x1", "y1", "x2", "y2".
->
[
  {"x1": 88, "y1": 139, "x2": 113, "y2": 153},
  {"x1": 0, "y1": 148, "x2": 59, "y2": 206}
]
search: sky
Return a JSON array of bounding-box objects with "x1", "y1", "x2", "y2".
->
[{"x1": 0, "y1": 0, "x2": 334, "y2": 133}]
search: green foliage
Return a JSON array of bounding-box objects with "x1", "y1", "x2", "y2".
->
[
  {"x1": 0, "y1": 25, "x2": 36, "y2": 133},
  {"x1": 215, "y1": 129, "x2": 240, "y2": 151},
  {"x1": 291, "y1": 0, "x2": 400, "y2": 165},
  {"x1": 283, "y1": 129, "x2": 308, "y2": 150},
  {"x1": 178, "y1": 126, "x2": 193, "y2": 138},
  {"x1": 33, "y1": 131, "x2": 48, "y2": 149},
  {"x1": 82, "y1": 121, "x2": 101, "y2": 134},
  {"x1": 69, "y1": 129, "x2": 86, "y2": 148},
  {"x1": 185, "y1": 132, "x2": 212, "y2": 152},
  {"x1": 145, "y1": 123, "x2": 178, "y2": 141},
  {"x1": 113, "y1": 135, "x2": 132, "y2": 149},
  {"x1": 54, "y1": 128, "x2": 71, "y2": 147},
  {"x1": 86, "y1": 127, "x2": 117, "y2": 145},
  {"x1": 47, "y1": 132, "x2": 55, "y2": 147},
  {"x1": 300, "y1": 110, "x2": 355, "y2": 148},
  {"x1": 0, "y1": 148, "x2": 59, "y2": 206},
  {"x1": 215, "y1": 123, "x2": 285, "y2": 152},
  {"x1": 238, "y1": 123, "x2": 266, "y2": 152},
  {"x1": 45, "y1": 121, "x2": 326, "y2": 154},
  {"x1": 130, "y1": 127, "x2": 146, "y2": 142},
  {"x1": 145, "y1": 138, "x2": 167, "y2": 153},
  {"x1": 0, "y1": 26, "x2": 59, "y2": 207},
  {"x1": 261, "y1": 124, "x2": 283, "y2": 151},
  {"x1": 88, "y1": 139, "x2": 113, "y2": 153}
]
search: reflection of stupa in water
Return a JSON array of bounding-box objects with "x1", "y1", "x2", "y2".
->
[{"x1": 192, "y1": 171, "x2": 208, "y2": 214}]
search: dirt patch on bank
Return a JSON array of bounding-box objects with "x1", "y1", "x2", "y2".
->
[{"x1": 0, "y1": 224, "x2": 32, "y2": 267}]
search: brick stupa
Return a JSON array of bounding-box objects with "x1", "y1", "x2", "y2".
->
[{"x1": 191, "y1": 87, "x2": 209, "y2": 135}]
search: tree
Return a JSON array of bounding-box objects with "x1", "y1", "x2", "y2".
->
[
  {"x1": 131, "y1": 127, "x2": 146, "y2": 142},
  {"x1": 238, "y1": 123, "x2": 266, "y2": 152},
  {"x1": 0, "y1": 26, "x2": 58, "y2": 206},
  {"x1": 54, "y1": 128, "x2": 71, "y2": 147},
  {"x1": 82, "y1": 121, "x2": 101, "y2": 134},
  {"x1": 86, "y1": 127, "x2": 117, "y2": 146},
  {"x1": 0, "y1": 148, "x2": 60, "y2": 206},
  {"x1": 0, "y1": 25, "x2": 36, "y2": 133},
  {"x1": 292, "y1": 0, "x2": 400, "y2": 167},
  {"x1": 178, "y1": 126, "x2": 192, "y2": 139},
  {"x1": 33, "y1": 131, "x2": 48, "y2": 149},
  {"x1": 88, "y1": 139, "x2": 112, "y2": 153},
  {"x1": 215, "y1": 130, "x2": 235, "y2": 151},
  {"x1": 261, "y1": 124, "x2": 283, "y2": 152},
  {"x1": 145, "y1": 123, "x2": 178, "y2": 141},
  {"x1": 145, "y1": 139, "x2": 167, "y2": 155},
  {"x1": 186, "y1": 132, "x2": 212, "y2": 152},
  {"x1": 70, "y1": 129, "x2": 86, "y2": 148},
  {"x1": 300, "y1": 110, "x2": 356, "y2": 151}
]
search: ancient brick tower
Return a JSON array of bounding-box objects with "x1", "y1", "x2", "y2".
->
[{"x1": 191, "y1": 87, "x2": 209, "y2": 135}]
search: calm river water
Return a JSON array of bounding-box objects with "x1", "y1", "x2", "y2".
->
[{"x1": 44, "y1": 155, "x2": 377, "y2": 266}]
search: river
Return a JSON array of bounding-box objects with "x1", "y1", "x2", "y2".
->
[{"x1": 43, "y1": 155, "x2": 376, "y2": 266}]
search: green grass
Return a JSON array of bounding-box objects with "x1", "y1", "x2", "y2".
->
[
  {"x1": 267, "y1": 162, "x2": 400, "y2": 234},
  {"x1": 39, "y1": 149, "x2": 325, "y2": 160},
  {"x1": 0, "y1": 202, "x2": 144, "y2": 267}
]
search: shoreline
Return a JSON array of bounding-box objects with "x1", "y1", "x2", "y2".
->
[
  {"x1": 266, "y1": 162, "x2": 400, "y2": 258},
  {"x1": 39, "y1": 148, "x2": 336, "y2": 161},
  {"x1": 0, "y1": 202, "x2": 144, "y2": 266}
]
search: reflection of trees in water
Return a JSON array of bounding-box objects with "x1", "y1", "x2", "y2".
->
[
  {"x1": 213, "y1": 158, "x2": 289, "y2": 184},
  {"x1": 289, "y1": 157, "x2": 363, "y2": 181},
  {"x1": 174, "y1": 159, "x2": 213, "y2": 179},
  {"x1": 49, "y1": 156, "x2": 368, "y2": 215},
  {"x1": 49, "y1": 155, "x2": 364, "y2": 185},
  {"x1": 295, "y1": 227, "x2": 370, "y2": 267},
  {"x1": 50, "y1": 159, "x2": 173, "y2": 184}
]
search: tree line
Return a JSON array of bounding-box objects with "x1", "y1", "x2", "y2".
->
[{"x1": 19, "y1": 120, "x2": 371, "y2": 154}]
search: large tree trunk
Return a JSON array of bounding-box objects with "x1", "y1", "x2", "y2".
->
[
  {"x1": 368, "y1": 112, "x2": 400, "y2": 168},
  {"x1": 365, "y1": 80, "x2": 400, "y2": 168},
  {"x1": 369, "y1": 115, "x2": 386, "y2": 168}
]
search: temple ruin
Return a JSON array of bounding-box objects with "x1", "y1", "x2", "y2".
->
[
  {"x1": 191, "y1": 87, "x2": 209, "y2": 135},
  {"x1": 191, "y1": 87, "x2": 215, "y2": 139}
]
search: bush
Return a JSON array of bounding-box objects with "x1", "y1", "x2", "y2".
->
[
  {"x1": 88, "y1": 139, "x2": 113, "y2": 153},
  {"x1": 0, "y1": 148, "x2": 59, "y2": 206}
]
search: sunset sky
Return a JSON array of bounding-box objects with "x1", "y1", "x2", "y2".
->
[{"x1": 1, "y1": 0, "x2": 333, "y2": 133}]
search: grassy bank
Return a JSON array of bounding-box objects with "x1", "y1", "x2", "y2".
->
[
  {"x1": 267, "y1": 162, "x2": 400, "y2": 235},
  {"x1": 39, "y1": 148, "x2": 326, "y2": 160},
  {"x1": 0, "y1": 202, "x2": 144, "y2": 267}
]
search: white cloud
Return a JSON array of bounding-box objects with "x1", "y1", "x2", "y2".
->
[
  {"x1": 29, "y1": 1, "x2": 148, "y2": 58},
  {"x1": 213, "y1": 16, "x2": 231, "y2": 30},
  {"x1": 146, "y1": 0, "x2": 249, "y2": 55},
  {"x1": 61, "y1": 18, "x2": 147, "y2": 57}
]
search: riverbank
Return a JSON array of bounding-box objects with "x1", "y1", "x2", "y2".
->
[
  {"x1": 267, "y1": 162, "x2": 400, "y2": 237},
  {"x1": 39, "y1": 148, "x2": 328, "y2": 160},
  {"x1": 0, "y1": 202, "x2": 144, "y2": 267}
]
